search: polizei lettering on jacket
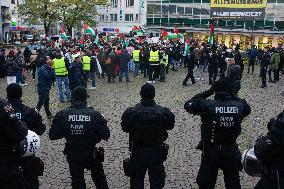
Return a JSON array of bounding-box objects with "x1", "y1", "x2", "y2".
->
[
  {"x1": 68, "y1": 115, "x2": 91, "y2": 122},
  {"x1": 215, "y1": 107, "x2": 238, "y2": 114}
]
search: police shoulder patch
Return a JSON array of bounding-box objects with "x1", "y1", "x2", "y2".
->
[{"x1": 4, "y1": 104, "x2": 14, "y2": 113}]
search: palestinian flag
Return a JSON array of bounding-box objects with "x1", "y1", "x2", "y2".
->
[
  {"x1": 164, "y1": 32, "x2": 185, "y2": 43},
  {"x1": 177, "y1": 33, "x2": 185, "y2": 43},
  {"x1": 60, "y1": 26, "x2": 67, "y2": 40},
  {"x1": 119, "y1": 34, "x2": 126, "y2": 44},
  {"x1": 209, "y1": 21, "x2": 215, "y2": 45},
  {"x1": 161, "y1": 29, "x2": 168, "y2": 38},
  {"x1": 132, "y1": 26, "x2": 144, "y2": 36},
  {"x1": 173, "y1": 27, "x2": 179, "y2": 34},
  {"x1": 83, "y1": 23, "x2": 96, "y2": 36}
]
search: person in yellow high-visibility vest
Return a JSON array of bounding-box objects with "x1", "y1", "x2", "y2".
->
[
  {"x1": 82, "y1": 50, "x2": 92, "y2": 89},
  {"x1": 147, "y1": 46, "x2": 161, "y2": 84},
  {"x1": 159, "y1": 48, "x2": 168, "y2": 82},
  {"x1": 53, "y1": 50, "x2": 71, "y2": 103},
  {"x1": 132, "y1": 46, "x2": 141, "y2": 77}
]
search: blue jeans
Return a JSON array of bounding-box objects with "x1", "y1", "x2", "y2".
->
[
  {"x1": 16, "y1": 69, "x2": 25, "y2": 84},
  {"x1": 134, "y1": 63, "x2": 140, "y2": 76},
  {"x1": 119, "y1": 70, "x2": 129, "y2": 82},
  {"x1": 128, "y1": 59, "x2": 134, "y2": 72},
  {"x1": 56, "y1": 77, "x2": 71, "y2": 102}
]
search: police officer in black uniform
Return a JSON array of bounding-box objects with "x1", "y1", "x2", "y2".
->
[
  {"x1": 49, "y1": 86, "x2": 110, "y2": 189},
  {"x1": 184, "y1": 88, "x2": 251, "y2": 189},
  {"x1": 6, "y1": 83, "x2": 45, "y2": 189},
  {"x1": 254, "y1": 110, "x2": 284, "y2": 189},
  {"x1": 0, "y1": 99, "x2": 28, "y2": 189},
  {"x1": 183, "y1": 47, "x2": 197, "y2": 86},
  {"x1": 208, "y1": 47, "x2": 219, "y2": 85},
  {"x1": 121, "y1": 83, "x2": 175, "y2": 189}
]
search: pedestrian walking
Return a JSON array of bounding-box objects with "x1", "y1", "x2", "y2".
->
[{"x1": 36, "y1": 58, "x2": 55, "y2": 119}]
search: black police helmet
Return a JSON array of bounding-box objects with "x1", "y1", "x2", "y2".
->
[
  {"x1": 6, "y1": 83, "x2": 22, "y2": 99},
  {"x1": 72, "y1": 86, "x2": 88, "y2": 101},
  {"x1": 140, "y1": 83, "x2": 155, "y2": 99},
  {"x1": 214, "y1": 78, "x2": 241, "y2": 95}
]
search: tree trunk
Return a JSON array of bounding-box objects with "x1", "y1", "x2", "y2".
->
[
  {"x1": 67, "y1": 26, "x2": 72, "y2": 36},
  {"x1": 44, "y1": 20, "x2": 51, "y2": 36}
]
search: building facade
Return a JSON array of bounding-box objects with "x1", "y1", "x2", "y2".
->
[
  {"x1": 95, "y1": 0, "x2": 146, "y2": 33},
  {"x1": 0, "y1": 0, "x2": 12, "y2": 42},
  {"x1": 146, "y1": 0, "x2": 284, "y2": 31}
]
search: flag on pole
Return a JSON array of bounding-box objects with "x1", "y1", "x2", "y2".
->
[
  {"x1": 94, "y1": 34, "x2": 99, "y2": 45},
  {"x1": 60, "y1": 26, "x2": 67, "y2": 40},
  {"x1": 83, "y1": 23, "x2": 96, "y2": 36},
  {"x1": 209, "y1": 21, "x2": 215, "y2": 45}
]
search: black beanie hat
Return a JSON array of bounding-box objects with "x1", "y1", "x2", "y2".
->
[
  {"x1": 72, "y1": 86, "x2": 88, "y2": 101},
  {"x1": 6, "y1": 83, "x2": 22, "y2": 99},
  {"x1": 140, "y1": 83, "x2": 155, "y2": 99}
]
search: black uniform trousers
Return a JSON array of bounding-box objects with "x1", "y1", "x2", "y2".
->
[
  {"x1": 254, "y1": 170, "x2": 284, "y2": 189},
  {"x1": 0, "y1": 160, "x2": 21, "y2": 189},
  {"x1": 67, "y1": 158, "x2": 108, "y2": 189},
  {"x1": 248, "y1": 58, "x2": 255, "y2": 74},
  {"x1": 208, "y1": 68, "x2": 218, "y2": 85},
  {"x1": 148, "y1": 65, "x2": 160, "y2": 81},
  {"x1": 130, "y1": 149, "x2": 165, "y2": 189},
  {"x1": 18, "y1": 156, "x2": 43, "y2": 189},
  {"x1": 36, "y1": 91, "x2": 52, "y2": 116},
  {"x1": 196, "y1": 144, "x2": 242, "y2": 189},
  {"x1": 261, "y1": 65, "x2": 268, "y2": 86},
  {"x1": 183, "y1": 67, "x2": 195, "y2": 84}
]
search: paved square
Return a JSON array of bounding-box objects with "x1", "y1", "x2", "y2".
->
[{"x1": 1, "y1": 66, "x2": 283, "y2": 189}]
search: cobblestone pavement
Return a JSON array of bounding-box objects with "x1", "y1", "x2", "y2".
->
[{"x1": 0, "y1": 65, "x2": 283, "y2": 189}]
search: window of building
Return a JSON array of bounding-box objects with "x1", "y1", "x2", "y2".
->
[
  {"x1": 126, "y1": 0, "x2": 134, "y2": 7},
  {"x1": 100, "y1": 15, "x2": 105, "y2": 22},
  {"x1": 11, "y1": 0, "x2": 15, "y2": 4},
  {"x1": 110, "y1": 14, "x2": 118, "y2": 21},
  {"x1": 125, "y1": 14, "x2": 134, "y2": 22},
  {"x1": 135, "y1": 14, "x2": 139, "y2": 22},
  {"x1": 111, "y1": 0, "x2": 118, "y2": 8}
]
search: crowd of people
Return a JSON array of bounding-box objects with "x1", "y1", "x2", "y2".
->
[
  {"x1": 0, "y1": 39, "x2": 284, "y2": 90},
  {"x1": 0, "y1": 38, "x2": 284, "y2": 189}
]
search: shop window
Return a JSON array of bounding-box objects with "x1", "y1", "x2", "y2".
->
[
  {"x1": 201, "y1": 19, "x2": 209, "y2": 25},
  {"x1": 276, "y1": 21, "x2": 284, "y2": 29},
  {"x1": 192, "y1": 19, "x2": 200, "y2": 25}
]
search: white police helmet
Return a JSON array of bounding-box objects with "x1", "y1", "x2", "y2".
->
[
  {"x1": 241, "y1": 147, "x2": 261, "y2": 177},
  {"x1": 19, "y1": 130, "x2": 41, "y2": 157}
]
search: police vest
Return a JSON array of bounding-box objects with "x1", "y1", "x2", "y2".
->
[
  {"x1": 132, "y1": 50, "x2": 140, "y2": 62},
  {"x1": 149, "y1": 50, "x2": 159, "y2": 62},
  {"x1": 131, "y1": 105, "x2": 165, "y2": 147},
  {"x1": 203, "y1": 101, "x2": 244, "y2": 145},
  {"x1": 82, "y1": 56, "x2": 91, "y2": 71},
  {"x1": 54, "y1": 57, "x2": 68, "y2": 76},
  {"x1": 160, "y1": 54, "x2": 169, "y2": 65}
]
